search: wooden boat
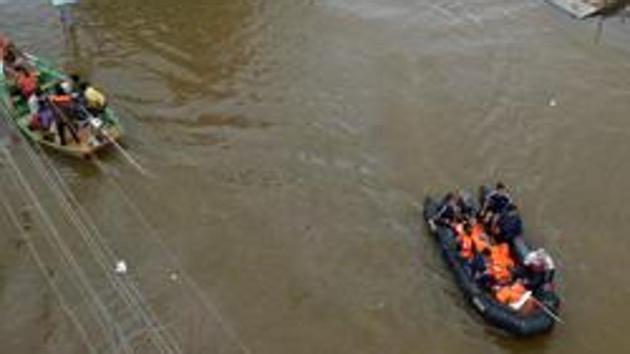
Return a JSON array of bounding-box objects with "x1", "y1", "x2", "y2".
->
[
  {"x1": 0, "y1": 52, "x2": 123, "y2": 158},
  {"x1": 423, "y1": 187, "x2": 561, "y2": 336}
]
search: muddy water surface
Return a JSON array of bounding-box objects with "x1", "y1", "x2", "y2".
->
[{"x1": 2, "y1": 1, "x2": 630, "y2": 353}]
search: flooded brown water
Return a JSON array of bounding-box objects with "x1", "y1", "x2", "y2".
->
[{"x1": 2, "y1": 0, "x2": 630, "y2": 353}]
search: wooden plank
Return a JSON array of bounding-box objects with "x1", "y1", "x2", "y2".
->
[{"x1": 545, "y1": 0, "x2": 603, "y2": 18}]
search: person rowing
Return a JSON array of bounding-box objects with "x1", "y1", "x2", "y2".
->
[{"x1": 49, "y1": 84, "x2": 80, "y2": 145}]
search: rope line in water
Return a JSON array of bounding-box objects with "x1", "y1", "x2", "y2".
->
[
  {"x1": 5, "y1": 141, "x2": 181, "y2": 353},
  {"x1": 0, "y1": 184, "x2": 99, "y2": 354},
  {"x1": 1, "y1": 147, "x2": 133, "y2": 354},
  {"x1": 1, "y1": 105, "x2": 251, "y2": 353}
]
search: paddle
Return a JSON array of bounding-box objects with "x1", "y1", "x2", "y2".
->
[
  {"x1": 531, "y1": 296, "x2": 564, "y2": 324},
  {"x1": 77, "y1": 105, "x2": 152, "y2": 177}
]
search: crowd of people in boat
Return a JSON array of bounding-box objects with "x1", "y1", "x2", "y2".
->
[
  {"x1": 431, "y1": 183, "x2": 555, "y2": 311},
  {"x1": 1, "y1": 34, "x2": 108, "y2": 146}
]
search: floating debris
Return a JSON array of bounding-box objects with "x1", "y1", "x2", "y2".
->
[{"x1": 115, "y1": 260, "x2": 128, "y2": 274}]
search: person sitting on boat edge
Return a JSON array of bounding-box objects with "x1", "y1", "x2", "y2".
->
[
  {"x1": 480, "y1": 182, "x2": 513, "y2": 224},
  {"x1": 2, "y1": 43, "x2": 31, "y2": 79},
  {"x1": 60, "y1": 74, "x2": 81, "y2": 95},
  {"x1": 523, "y1": 248, "x2": 555, "y2": 291},
  {"x1": 430, "y1": 192, "x2": 459, "y2": 230},
  {"x1": 0, "y1": 33, "x2": 13, "y2": 62},
  {"x1": 431, "y1": 191, "x2": 474, "y2": 229},
  {"x1": 15, "y1": 65, "x2": 38, "y2": 99}
]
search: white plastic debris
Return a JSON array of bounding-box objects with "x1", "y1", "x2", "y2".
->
[
  {"x1": 115, "y1": 260, "x2": 128, "y2": 274},
  {"x1": 169, "y1": 272, "x2": 179, "y2": 282},
  {"x1": 549, "y1": 98, "x2": 557, "y2": 107}
]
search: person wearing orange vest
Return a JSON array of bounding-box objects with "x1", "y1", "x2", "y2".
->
[
  {"x1": 486, "y1": 243, "x2": 515, "y2": 285},
  {"x1": 469, "y1": 220, "x2": 490, "y2": 253},
  {"x1": 491, "y1": 243, "x2": 514, "y2": 267},
  {"x1": 456, "y1": 222, "x2": 475, "y2": 261}
]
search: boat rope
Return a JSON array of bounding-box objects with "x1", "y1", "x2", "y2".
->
[
  {"x1": 1, "y1": 102, "x2": 250, "y2": 353},
  {"x1": 92, "y1": 158, "x2": 254, "y2": 354},
  {"x1": 0, "y1": 146, "x2": 134, "y2": 354},
  {"x1": 0, "y1": 105, "x2": 181, "y2": 353},
  {"x1": 9, "y1": 132, "x2": 182, "y2": 354},
  {"x1": 0, "y1": 184, "x2": 99, "y2": 354}
]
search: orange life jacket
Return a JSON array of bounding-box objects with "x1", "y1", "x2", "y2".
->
[
  {"x1": 489, "y1": 263, "x2": 512, "y2": 284},
  {"x1": 488, "y1": 244, "x2": 514, "y2": 283},
  {"x1": 495, "y1": 281, "x2": 527, "y2": 305},
  {"x1": 470, "y1": 223, "x2": 490, "y2": 252},
  {"x1": 458, "y1": 233, "x2": 474, "y2": 260},
  {"x1": 50, "y1": 94, "x2": 72, "y2": 108},
  {"x1": 491, "y1": 243, "x2": 514, "y2": 269}
]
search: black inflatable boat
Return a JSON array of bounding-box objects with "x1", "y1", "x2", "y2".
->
[{"x1": 423, "y1": 187, "x2": 561, "y2": 337}]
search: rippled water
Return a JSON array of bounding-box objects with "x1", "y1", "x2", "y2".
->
[{"x1": 2, "y1": 0, "x2": 630, "y2": 353}]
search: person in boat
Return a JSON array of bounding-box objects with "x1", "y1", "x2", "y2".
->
[
  {"x1": 456, "y1": 221, "x2": 475, "y2": 265},
  {"x1": 523, "y1": 248, "x2": 555, "y2": 291},
  {"x1": 14, "y1": 65, "x2": 38, "y2": 100},
  {"x1": 431, "y1": 192, "x2": 460, "y2": 229},
  {"x1": 28, "y1": 89, "x2": 56, "y2": 135},
  {"x1": 79, "y1": 81, "x2": 107, "y2": 115},
  {"x1": 484, "y1": 243, "x2": 515, "y2": 287},
  {"x1": 0, "y1": 33, "x2": 12, "y2": 59},
  {"x1": 60, "y1": 74, "x2": 81, "y2": 95},
  {"x1": 432, "y1": 192, "x2": 474, "y2": 229},
  {"x1": 473, "y1": 247, "x2": 494, "y2": 289},
  {"x1": 2, "y1": 42, "x2": 30, "y2": 78},
  {"x1": 468, "y1": 217, "x2": 491, "y2": 253},
  {"x1": 60, "y1": 74, "x2": 91, "y2": 121},
  {"x1": 49, "y1": 84, "x2": 80, "y2": 145},
  {"x1": 480, "y1": 182, "x2": 513, "y2": 224},
  {"x1": 492, "y1": 204, "x2": 523, "y2": 243}
]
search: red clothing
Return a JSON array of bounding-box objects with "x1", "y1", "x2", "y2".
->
[{"x1": 17, "y1": 72, "x2": 37, "y2": 98}]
